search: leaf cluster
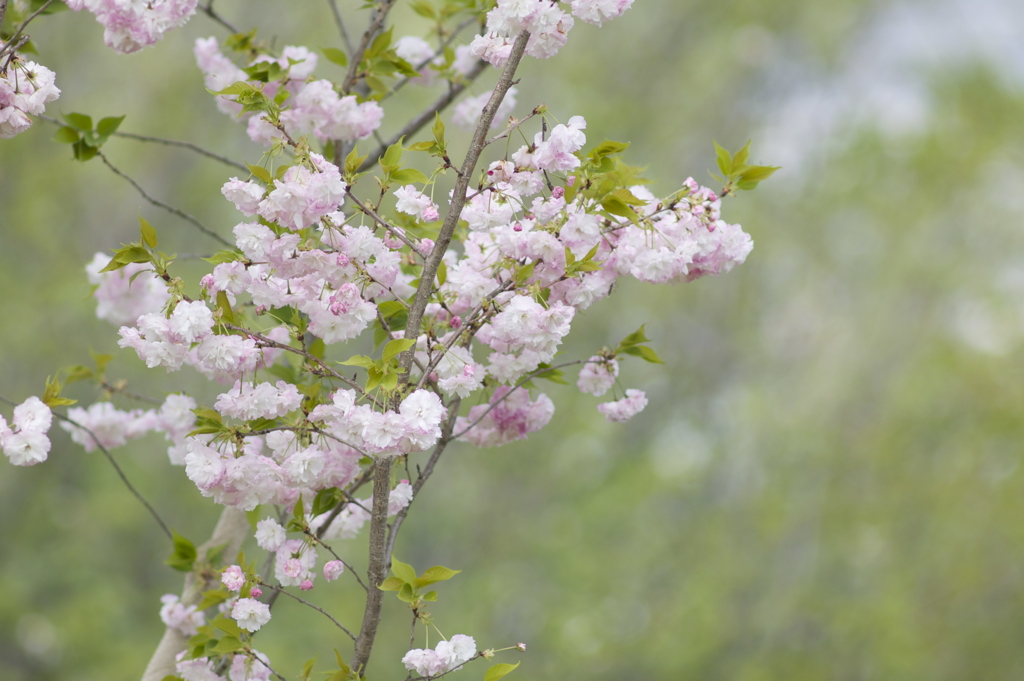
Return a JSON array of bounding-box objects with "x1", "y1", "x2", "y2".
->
[
  {"x1": 53, "y1": 112, "x2": 124, "y2": 161},
  {"x1": 712, "y1": 140, "x2": 780, "y2": 192}
]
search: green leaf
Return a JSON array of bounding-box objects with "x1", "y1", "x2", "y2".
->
[
  {"x1": 64, "y1": 364, "x2": 94, "y2": 384},
  {"x1": 409, "y1": 0, "x2": 436, "y2": 18},
  {"x1": 322, "y1": 47, "x2": 348, "y2": 67},
  {"x1": 588, "y1": 140, "x2": 629, "y2": 160},
  {"x1": 732, "y1": 140, "x2": 752, "y2": 168},
  {"x1": 432, "y1": 112, "x2": 445, "y2": 148},
  {"x1": 618, "y1": 324, "x2": 652, "y2": 349},
  {"x1": 97, "y1": 115, "x2": 125, "y2": 137},
  {"x1": 609, "y1": 187, "x2": 646, "y2": 206},
  {"x1": 301, "y1": 656, "x2": 318, "y2": 680},
  {"x1": 366, "y1": 26, "x2": 393, "y2": 59},
  {"x1": 53, "y1": 126, "x2": 80, "y2": 144},
  {"x1": 621, "y1": 345, "x2": 664, "y2": 364},
  {"x1": 345, "y1": 145, "x2": 367, "y2": 175},
  {"x1": 397, "y1": 582, "x2": 416, "y2": 603},
  {"x1": 140, "y1": 216, "x2": 158, "y2": 248},
  {"x1": 62, "y1": 112, "x2": 92, "y2": 132},
  {"x1": 312, "y1": 487, "x2": 343, "y2": 516},
  {"x1": 484, "y1": 662, "x2": 521, "y2": 681},
  {"x1": 422, "y1": 590, "x2": 438, "y2": 601},
  {"x1": 713, "y1": 140, "x2": 731, "y2": 176},
  {"x1": 165, "y1": 530, "x2": 198, "y2": 572},
  {"x1": 391, "y1": 557, "x2": 417, "y2": 584},
  {"x1": 437, "y1": 259, "x2": 447, "y2": 285},
  {"x1": 215, "y1": 291, "x2": 236, "y2": 325},
  {"x1": 202, "y1": 250, "x2": 244, "y2": 265},
  {"x1": 515, "y1": 261, "x2": 536, "y2": 287},
  {"x1": 339, "y1": 354, "x2": 375, "y2": 369},
  {"x1": 381, "y1": 136, "x2": 405, "y2": 170},
  {"x1": 413, "y1": 565, "x2": 461, "y2": 588},
  {"x1": 383, "y1": 338, "x2": 415, "y2": 364},
  {"x1": 378, "y1": 300, "x2": 405, "y2": 319},
  {"x1": 247, "y1": 163, "x2": 272, "y2": 185},
  {"x1": 407, "y1": 140, "x2": 437, "y2": 152},
  {"x1": 196, "y1": 587, "x2": 232, "y2": 611},
  {"x1": 211, "y1": 615, "x2": 244, "y2": 640},
  {"x1": 379, "y1": 576, "x2": 405, "y2": 591},
  {"x1": 737, "y1": 164, "x2": 780, "y2": 184},
  {"x1": 533, "y1": 364, "x2": 568, "y2": 385},
  {"x1": 390, "y1": 167, "x2": 430, "y2": 185},
  {"x1": 601, "y1": 196, "x2": 639, "y2": 225},
  {"x1": 211, "y1": 636, "x2": 245, "y2": 654}
]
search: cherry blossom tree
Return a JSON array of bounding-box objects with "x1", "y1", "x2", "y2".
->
[{"x1": 0, "y1": 1, "x2": 776, "y2": 679}]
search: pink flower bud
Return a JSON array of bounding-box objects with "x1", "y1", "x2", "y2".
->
[
  {"x1": 516, "y1": 642, "x2": 527, "y2": 652},
  {"x1": 323, "y1": 560, "x2": 345, "y2": 582},
  {"x1": 299, "y1": 579, "x2": 314, "y2": 591},
  {"x1": 552, "y1": 186, "x2": 564, "y2": 199},
  {"x1": 450, "y1": 315, "x2": 462, "y2": 329},
  {"x1": 249, "y1": 587, "x2": 263, "y2": 598}
]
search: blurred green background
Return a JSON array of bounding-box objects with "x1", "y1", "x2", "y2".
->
[{"x1": 4, "y1": 0, "x2": 1024, "y2": 679}]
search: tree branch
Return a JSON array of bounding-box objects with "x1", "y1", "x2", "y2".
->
[
  {"x1": 98, "y1": 152, "x2": 233, "y2": 248},
  {"x1": 350, "y1": 456, "x2": 394, "y2": 673},
  {"x1": 113, "y1": 131, "x2": 248, "y2": 173},
  {"x1": 342, "y1": 0, "x2": 399, "y2": 95},
  {"x1": 141, "y1": 507, "x2": 250, "y2": 681},
  {"x1": 326, "y1": 0, "x2": 354, "y2": 53},
  {"x1": 357, "y1": 59, "x2": 488, "y2": 173},
  {"x1": 398, "y1": 31, "x2": 531, "y2": 377}
]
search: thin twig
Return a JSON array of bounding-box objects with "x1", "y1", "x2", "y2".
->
[
  {"x1": 386, "y1": 15, "x2": 482, "y2": 99},
  {"x1": 54, "y1": 410, "x2": 174, "y2": 540},
  {"x1": 199, "y1": 1, "x2": 239, "y2": 34},
  {"x1": 356, "y1": 59, "x2": 489, "y2": 173},
  {"x1": 0, "y1": 0, "x2": 55, "y2": 66},
  {"x1": 223, "y1": 323, "x2": 365, "y2": 394},
  {"x1": 398, "y1": 31, "x2": 531, "y2": 378},
  {"x1": 114, "y1": 131, "x2": 248, "y2": 172},
  {"x1": 326, "y1": 0, "x2": 354, "y2": 53},
  {"x1": 344, "y1": 188, "x2": 424, "y2": 258},
  {"x1": 486, "y1": 108, "x2": 541, "y2": 147},
  {"x1": 450, "y1": 359, "x2": 588, "y2": 441},
  {"x1": 303, "y1": 530, "x2": 368, "y2": 591},
  {"x1": 262, "y1": 582, "x2": 357, "y2": 640},
  {"x1": 98, "y1": 152, "x2": 233, "y2": 248},
  {"x1": 342, "y1": 0, "x2": 399, "y2": 95}
]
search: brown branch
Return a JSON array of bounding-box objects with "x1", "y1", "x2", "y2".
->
[
  {"x1": 223, "y1": 323, "x2": 365, "y2": 394},
  {"x1": 141, "y1": 507, "x2": 250, "y2": 681},
  {"x1": 350, "y1": 456, "x2": 394, "y2": 673},
  {"x1": 398, "y1": 31, "x2": 531, "y2": 378},
  {"x1": 450, "y1": 359, "x2": 588, "y2": 441},
  {"x1": 199, "y1": 1, "x2": 239, "y2": 34},
  {"x1": 326, "y1": 0, "x2": 354, "y2": 53},
  {"x1": 98, "y1": 152, "x2": 233, "y2": 248},
  {"x1": 113, "y1": 131, "x2": 248, "y2": 173},
  {"x1": 342, "y1": 0, "x2": 399, "y2": 95},
  {"x1": 261, "y1": 582, "x2": 357, "y2": 640},
  {"x1": 356, "y1": 59, "x2": 489, "y2": 173}
]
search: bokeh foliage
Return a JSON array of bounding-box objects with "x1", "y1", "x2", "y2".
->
[{"x1": 4, "y1": 0, "x2": 1024, "y2": 679}]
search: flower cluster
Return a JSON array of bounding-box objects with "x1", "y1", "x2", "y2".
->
[
  {"x1": 402, "y1": 634, "x2": 477, "y2": 677},
  {"x1": 66, "y1": 0, "x2": 198, "y2": 54},
  {"x1": 0, "y1": 396, "x2": 52, "y2": 466},
  {"x1": 194, "y1": 38, "x2": 383, "y2": 146},
  {"x1": 0, "y1": 53, "x2": 60, "y2": 138}
]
